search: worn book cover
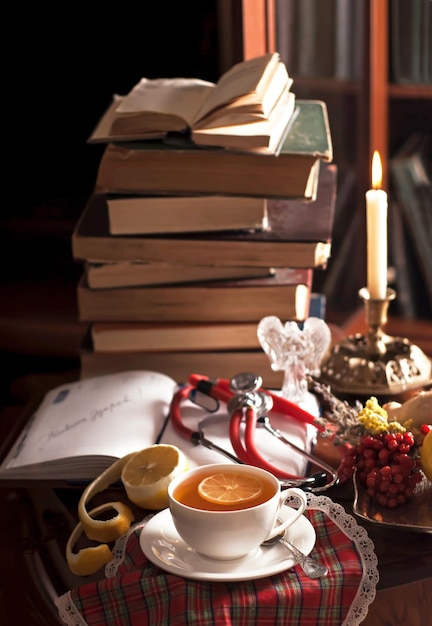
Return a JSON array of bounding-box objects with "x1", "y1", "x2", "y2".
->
[
  {"x1": 73, "y1": 163, "x2": 336, "y2": 269},
  {"x1": 77, "y1": 267, "x2": 312, "y2": 323},
  {"x1": 90, "y1": 321, "x2": 265, "y2": 353},
  {"x1": 106, "y1": 194, "x2": 268, "y2": 235},
  {"x1": 90, "y1": 292, "x2": 325, "y2": 351},
  {"x1": 85, "y1": 262, "x2": 275, "y2": 290}
]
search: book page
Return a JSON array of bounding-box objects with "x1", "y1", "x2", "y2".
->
[
  {"x1": 116, "y1": 77, "x2": 216, "y2": 126},
  {"x1": 1, "y1": 371, "x2": 178, "y2": 470},
  {"x1": 193, "y1": 87, "x2": 293, "y2": 132},
  {"x1": 191, "y1": 90, "x2": 296, "y2": 154},
  {"x1": 193, "y1": 53, "x2": 280, "y2": 123},
  {"x1": 88, "y1": 96, "x2": 170, "y2": 143}
]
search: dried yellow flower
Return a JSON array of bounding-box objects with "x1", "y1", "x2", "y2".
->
[{"x1": 357, "y1": 396, "x2": 406, "y2": 436}]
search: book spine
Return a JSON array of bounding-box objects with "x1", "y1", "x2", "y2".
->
[
  {"x1": 350, "y1": 0, "x2": 365, "y2": 81},
  {"x1": 296, "y1": 0, "x2": 317, "y2": 77},
  {"x1": 390, "y1": 0, "x2": 422, "y2": 84},
  {"x1": 420, "y1": 0, "x2": 431, "y2": 84},
  {"x1": 276, "y1": 0, "x2": 298, "y2": 75},
  {"x1": 80, "y1": 349, "x2": 284, "y2": 389},
  {"x1": 313, "y1": 0, "x2": 336, "y2": 78},
  {"x1": 390, "y1": 142, "x2": 432, "y2": 313},
  {"x1": 77, "y1": 282, "x2": 311, "y2": 323},
  {"x1": 334, "y1": 0, "x2": 352, "y2": 79},
  {"x1": 388, "y1": 199, "x2": 418, "y2": 318}
]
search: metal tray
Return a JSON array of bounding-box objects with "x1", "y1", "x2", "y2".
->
[{"x1": 353, "y1": 472, "x2": 432, "y2": 533}]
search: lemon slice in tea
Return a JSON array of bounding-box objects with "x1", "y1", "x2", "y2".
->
[
  {"x1": 121, "y1": 444, "x2": 188, "y2": 509},
  {"x1": 198, "y1": 471, "x2": 263, "y2": 505}
]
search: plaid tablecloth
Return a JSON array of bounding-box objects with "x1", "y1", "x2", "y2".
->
[{"x1": 56, "y1": 495, "x2": 378, "y2": 626}]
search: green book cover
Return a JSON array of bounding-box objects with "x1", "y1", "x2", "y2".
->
[{"x1": 280, "y1": 100, "x2": 332, "y2": 158}]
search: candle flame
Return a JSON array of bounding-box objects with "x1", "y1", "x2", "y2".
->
[{"x1": 372, "y1": 151, "x2": 382, "y2": 190}]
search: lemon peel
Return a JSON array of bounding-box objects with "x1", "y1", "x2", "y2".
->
[
  {"x1": 66, "y1": 504, "x2": 122, "y2": 576},
  {"x1": 67, "y1": 454, "x2": 135, "y2": 576},
  {"x1": 78, "y1": 453, "x2": 135, "y2": 542},
  {"x1": 67, "y1": 445, "x2": 188, "y2": 576}
]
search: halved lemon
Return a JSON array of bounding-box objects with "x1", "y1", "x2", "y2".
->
[
  {"x1": 121, "y1": 444, "x2": 188, "y2": 509},
  {"x1": 420, "y1": 430, "x2": 432, "y2": 481},
  {"x1": 197, "y1": 471, "x2": 263, "y2": 504}
]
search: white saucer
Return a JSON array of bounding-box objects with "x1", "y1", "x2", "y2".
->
[{"x1": 139, "y1": 506, "x2": 316, "y2": 581}]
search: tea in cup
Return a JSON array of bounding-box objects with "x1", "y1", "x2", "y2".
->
[{"x1": 167, "y1": 463, "x2": 308, "y2": 560}]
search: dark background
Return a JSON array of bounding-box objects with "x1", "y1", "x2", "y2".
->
[
  {"x1": 1, "y1": 3, "x2": 221, "y2": 398},
  {"x1": 7, "y1": 4, "x2": 220, "y2": 219}
]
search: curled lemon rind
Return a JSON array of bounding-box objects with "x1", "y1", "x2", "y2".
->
[
  {"x1": 67, "y1": 504, "x2": 119, "y2": 576},
  {"x1": 78, "y1": 454, "x2": 135, "y2": 542},
  {"x1": 68, "y1": 445, "x2": 189, "y2": 576}
]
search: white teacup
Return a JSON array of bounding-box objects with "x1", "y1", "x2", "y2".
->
[{"x1": 167, "y1": 463, "x2": 308, "y2": 560}]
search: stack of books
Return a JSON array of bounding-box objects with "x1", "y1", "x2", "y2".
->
[{"x1": 72, "y1": 53, "x2": 336, "y2": 386}]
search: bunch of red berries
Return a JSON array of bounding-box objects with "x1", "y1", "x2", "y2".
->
[
  {"x1": 335, "y1": 397, "x2": 431, "y2": 508},
  {"x1": 350, "y1": 430, "x2": 423, "y2": 508}
]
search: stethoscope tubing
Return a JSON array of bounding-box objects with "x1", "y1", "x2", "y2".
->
[
  {"x1": 188, "y1": 373, "x2": 324, "y2": 431},
  {"x1": 169, "y1": 374, "x2": 338, "y2": 486}
]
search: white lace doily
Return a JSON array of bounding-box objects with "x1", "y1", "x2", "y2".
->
[
  {"x1": 304, "y1": 494, "x2": 378, "y2": 626},
  {"x1": 56, "y1": 495, "x2": 379, "y2": 626}
]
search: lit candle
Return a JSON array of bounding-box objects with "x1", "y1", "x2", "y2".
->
[{"x1": 366, "y1": 151, "x2": 388, "y2": 299}]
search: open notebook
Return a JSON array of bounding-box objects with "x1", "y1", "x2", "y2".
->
[{"x1": 0, "y1": 370, "x2": 315, "y2": 483}]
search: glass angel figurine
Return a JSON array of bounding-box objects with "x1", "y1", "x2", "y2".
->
[{"x1": 257, "y1": 316, "x2": 331, "y2": 412}]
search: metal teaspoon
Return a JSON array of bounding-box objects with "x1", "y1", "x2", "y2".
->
[{"x1": 262, "y1": 521, "x2": 328, "y2": 579}]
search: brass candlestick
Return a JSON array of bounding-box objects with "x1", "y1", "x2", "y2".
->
[{"x1": 319, "y1": 288, "x2": 432, "y2": 398}]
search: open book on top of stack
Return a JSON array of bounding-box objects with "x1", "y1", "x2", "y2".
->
[
  {"x1": 93, "y1": 100, "x2": 332, "y2": 200},
  {"x1": 89, "y1": 52, "x2": 296, "y2": 155}
]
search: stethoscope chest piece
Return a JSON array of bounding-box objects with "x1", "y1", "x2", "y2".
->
[
  {"x1": 227, "y1": 372, "x2": 274, "y2": 417},
  {"x1": 229, "y1": 372, "x2": 263, "y2": 394},
  {"x1": 228, "y1": 389, "x2": 274, "y2": 417}
]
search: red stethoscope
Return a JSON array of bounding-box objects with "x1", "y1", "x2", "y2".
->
[{"x1": 169, "y1": 372, "x2": 339, "y2": 492}]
